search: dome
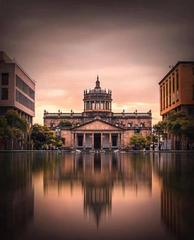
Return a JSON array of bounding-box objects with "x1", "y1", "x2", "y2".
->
[{"x1": 83, "y1": 76, "x2": 112, "y2": 114}]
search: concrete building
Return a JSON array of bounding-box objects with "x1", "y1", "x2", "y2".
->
[
  {"x1": 159, "y1": 61, "x2": 194, "y2": 119},
  {"x1": 44, "y1": 77, "x2": 152, "y2": 150},
  {"x1": 0, "y1": 51, "x2": 35, "y2": 124}
]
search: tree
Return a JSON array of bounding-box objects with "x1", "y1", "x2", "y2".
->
[
  {"x1": 145, "y1": 134, "x2": 158, "y2": 150},
  {"x1": 153, "y1": 120, "x2": 169, "y2": 140},
  {"x1": 0, "y1": 110, "x2": 28, "y2": 150},
  {"x1": 5, "y1": 110, "x2": 28, "y2": 149},
  {"x1": 130, "y1": 134, "x2": 146, "y2": 150},
  {"x1": 58, "y1": 120, "x2": 72, "y2": 128},
  {"x1": 0, "y1": 117, "x2": 9, "y2": 149},
  {"x1": 154, "y1": 111, "x2": 194, "y2": 150},
  {"x1": 31, "y1": 124, "x2": 61, "y2": 150},
  {"x1": 5, "y1": 110, "x2": 27, "y2": 132},
  {"x1": 31, "y1": 124, "x2": 48, "y2": 149}
]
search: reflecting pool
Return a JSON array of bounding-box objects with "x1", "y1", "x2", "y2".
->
[{"x1": 0, "y1": 152, "x2": 194, "y2": 240}]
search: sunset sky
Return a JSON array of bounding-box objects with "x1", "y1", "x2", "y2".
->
[{"x1": 1, "y1": 0, "x2": 194, "y2": 124}]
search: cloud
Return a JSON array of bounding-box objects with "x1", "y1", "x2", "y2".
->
[
  {"x1": 1, "y1": 0, "x2": 194, "y2": 126},
  {"x1": 37, "y1": 89, "x2": 67, "y2": 100}
]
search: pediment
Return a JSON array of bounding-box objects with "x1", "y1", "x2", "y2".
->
[{"x1": 74, "y1": 120, "x2": 122, "y2": 131}]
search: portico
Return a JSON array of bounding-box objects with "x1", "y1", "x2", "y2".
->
[
  {"x1": 72, "y1": 119, "x2": 123, "y2": 150},
  {"x1": 74, "y1": 132, "x2": 122, "y2": 150}
]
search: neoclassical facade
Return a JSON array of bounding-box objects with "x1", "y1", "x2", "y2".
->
[{"x1": 44, "y1": 77, "x2": 152, "y2": 150}]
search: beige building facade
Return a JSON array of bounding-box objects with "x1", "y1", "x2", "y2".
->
[{"x1": 44, "y1": 77, "x2": 152, "y2": 150}]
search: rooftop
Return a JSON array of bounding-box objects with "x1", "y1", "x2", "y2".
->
[
  {"x1": 0, "y1": 51, "x2": 36, "y2": 84},
  {"x1": 159, "y1": 61, "x2": 194, "y2": 85},
  {"x1": 84, "y1": 76, "x2": 112, "y2": 95}
]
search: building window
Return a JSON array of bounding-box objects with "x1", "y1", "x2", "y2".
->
[
  {"x1": 166, "y1": 82, "x2": 168, "y2": 107},
  {"x1": 176, "y1": 71, "x2": 179, "y2": 90},
  {"x1": 134, "y1": 128, "x2": 140, "y2": 134},
  {"x1": 62, "y1": 138, "x2": 66, "y2": 145},
  {"x1": 160, "y1": 87, "x2": 162, "y2": 111},
  {"x1": 163, "y1": 85, "x2": 166, "y2": 109},
  {"x1": 1, "y1": 88, "x2": 8, "y2": 100},
  {"x1": 128, "y1": 122, "x2": 132, "y2": 128},
  {"x1": 16, "y1": 90, "x2": 35, "y2": 111},
  {"x1": 172, "y1": 77, "x2": 175, "y2": 93},
  {"x1": 16, "y1": 75, "x2": 35, "y2": 100},
  {"x1": 140, "y1": 122, "x2": 145, "y2": 128},
  {"x1": 1, "y1": 73, "x2": 9, "y2": 85}
]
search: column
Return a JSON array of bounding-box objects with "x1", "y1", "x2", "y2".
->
[
  {"x1": 168, "y1": 79, "x2": 171, "y2": 106},
  {"x1": 92, "y1": 133, "x2": 94, "y2": 150},
  {"x1": 75, "y1": 133, "x2": 77, "y2": 148},
  {"x1": 101, "y1": 133, "x2": 103, "y2": 150},
  {"x1": 117, "y1": 133, "x2": 119, "y2": 148},
  {"x1": 121, "y1": 132, "x2": 124, "y2": 150},
  {"x1": 109, "y1": 133, "x2": 112, "y2": 150},
  {"x1": 73, "y1": 133, "x2": 75, "y2": 149},
  {"x1": 174, "y1": 74, "x2": 177, "y2": 100},
  {"x1": 83, "y1": 133, "x2": 86, "y2": 150}
]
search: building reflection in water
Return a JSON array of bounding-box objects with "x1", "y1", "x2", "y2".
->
[
  {"x1": 153, "y1": 153, "x2": 194, "y2": 239},
  {"x1": 0, "y1": 153, "x2": 34, "y2": 239},
  {"x1": 43, "y1": 152, "x2": 152, "y2": 227}
]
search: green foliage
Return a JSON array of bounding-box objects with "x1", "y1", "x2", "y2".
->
[
  {"x1": 0, "y1": 117, "x2": 10, "y2": 140},
  {"x1": 130, "y1": 134, "x2": 146, "y2": 149},
  {"x1": 58, "y1": 120, "x2": 72, "y2": 128},
  {"x1": 5, "y1": 110, "x2": 27, "y2": 132},
  {"x1": 145, "y1": 134, "x2": 158, "y2": 146},
  {"x1": 154, "y1": 111, "x2": 194, "y2": 140},
  {"x1": 153, "y1": 121, "x2": 168, "y2": 138},
  {"x1": 154, "y1": 111, "x2": 194, "y2": 150},
  {"x1": 31, "y1": 124, "x2": 62, "y2": 149},
  {"x1": 0, "y1": 110, "x2": 28, "y2": 149}
]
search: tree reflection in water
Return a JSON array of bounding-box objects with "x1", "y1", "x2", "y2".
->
[
  {"x1": 152, "y1": 153, "x2": 194, "y2": 239},
  {"x1": 0, "y1": 153, "x2": 34, "y2": 239}
]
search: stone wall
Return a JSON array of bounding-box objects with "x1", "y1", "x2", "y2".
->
[{"x1": 60, "y1": 130, "x2": 73, "y2": 148}]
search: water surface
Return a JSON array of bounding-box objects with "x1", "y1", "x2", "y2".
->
[{"x1": 0, "y1": 151, "x2": 194, "y2": 240}]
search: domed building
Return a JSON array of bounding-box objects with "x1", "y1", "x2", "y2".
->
[
  {"x1": 44, "y1": 76, "x2": 152, "y2": 150},
  {"x1": 83, "y1": 76, "x2": 112, "y2": 118}
]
